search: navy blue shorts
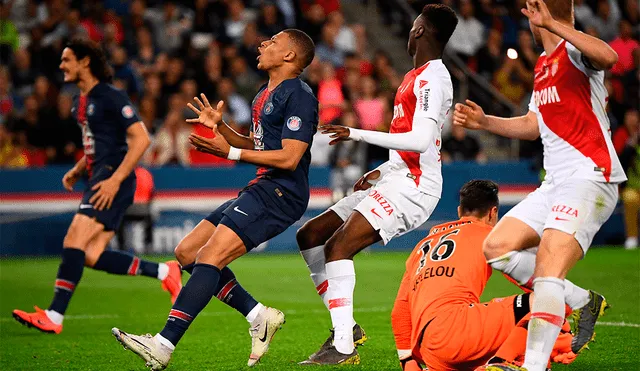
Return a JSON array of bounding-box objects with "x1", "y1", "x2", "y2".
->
[
  {"x1": 77, "y1": 165, "x2": 136, "y2": 231},
  {"x1": 205, "y1": 186, "x2": 298, "y2": 251}
]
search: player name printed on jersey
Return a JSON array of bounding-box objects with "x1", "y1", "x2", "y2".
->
[{"x1": 532, "y1": 86, "x2": 561, "y2": 107}]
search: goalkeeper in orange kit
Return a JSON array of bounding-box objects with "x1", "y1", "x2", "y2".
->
[{"x1": 391, "y1": 180, "x2": 576, "y2": 371}]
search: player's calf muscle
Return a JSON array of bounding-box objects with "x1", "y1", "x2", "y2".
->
[{"x1": 535, "y1": 230, "x2": 582, "y2": 279}]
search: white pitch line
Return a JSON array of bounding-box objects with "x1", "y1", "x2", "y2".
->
[{"x1": 597, "y1": 321, "x2": 640, "y2": 328}]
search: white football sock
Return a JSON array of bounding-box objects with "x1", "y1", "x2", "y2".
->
[
  {"x1": 523, "y1": 277, "x2": 565, "y2": 371},
  {"x1": 45, "y1": 309, "x2": 64, "y2": 325},
  {"x1": 300, "y1": 246, "x2": 330, "y2": 309},
  {"x1": 155, "y1": 333, "x2": 176, "y2": 351},
  {"x1": 157, "y1": 263, "x2": 169, "y2": 280},
  {"x1": 563, "y1": 279, "x2": 590, "y2": 310},
  {"x1": 326, "y1": 260, "x2": 356, "y2": 355},
  {"x1": 488, "y1": 250, "x2": 536, "y2": 287},
  {"x1": 246, "y1": 302, "x2": 265, "y2": 324}
]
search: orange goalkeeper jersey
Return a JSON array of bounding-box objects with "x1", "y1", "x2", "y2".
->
[{"x1": 392, "y1": 217, "x2": 493, "y2": 354}]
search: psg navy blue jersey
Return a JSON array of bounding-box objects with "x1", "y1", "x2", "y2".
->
[
  {"x1": 71, "y1": 83, "x2": 141, "y2": 177},
  {"x1": 249, "y1": 78, "x2": 318, "y2": 210}
]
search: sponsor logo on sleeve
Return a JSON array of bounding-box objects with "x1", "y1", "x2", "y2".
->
[
  {"x1": 286, "y1": 116, "x2": 302, "y2": 131},
  {"x1": 419, "y1": 88, "x2": 430, "y2": 112},
  {"x1": 122, "y1": 105, "x2": 135, "y2": 119}
]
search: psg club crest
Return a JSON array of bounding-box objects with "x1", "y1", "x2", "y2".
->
[
  {"x1": 264, "y1": 102, "x2": 274, "y2": 115},
  {"x1": 87, "y1": 103, "x2": 95, "y2": 116},
  {"x1": 287, "y1": 116, "x2": 301, "y2": 131}
]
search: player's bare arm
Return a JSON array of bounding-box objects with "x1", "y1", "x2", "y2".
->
[
  {"x1": 320, "y1": 122, "x2": 433, "y2": 153},
  {"x1": 522, "y1": 0, "x2": 618, "y2": 70},
  {"x1": 190, "y1": 128, "x2": 309, "y2": 171},
  {"x1": 453, "y1": 100, "x2": 540, "y2": 140},
  {"x1": 62, "y1": 156, "x2": 86, "y2": 191},
  {"x1": 89, "y1": 122, "x2": 150, "y2": 211},
  {"x1": 187, "y1": 94, "x2": 254, "y2": 150}
]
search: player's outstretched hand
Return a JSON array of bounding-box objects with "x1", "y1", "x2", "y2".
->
[
  {"x1": 452, "y1": 100, "x2": 488, "y2": 131},
  {"x1": 187, "y1": 93, "x2": 224, "y2": 129},
  {"x1": 62, "y1": 167, "x2": 81, "y2": 191},
  {"x1": 521, "y1": 0, "x2": 554, "y2": 29},
  {"x1": 89, "y1": 177, "x2": 121, "y2": 211},
  {"x1": 353, "y1": 169, "x2": 381, "y2": 192},
  {"x1": 188, "y1": 126, "x2": 231, "y2": 159},
  {"x1": 320, "y1": 124, "x2": 351, "y2": 145}
]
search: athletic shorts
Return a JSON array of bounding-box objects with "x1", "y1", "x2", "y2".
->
[
  {"x1": 504, "y1": 177, "x2": 618, "y2": 254},
  {"x1": 205, "y1": 185, "x2": 298, "y2": 251},
  {"x1": 329, "y1": 171, "x2": 440, "y2": 244},
  {"x1": 77, "y1": 165, "x2": 136, "y2": 232},
  {"x1": 418, "y1": 294, "x2": 530, "y2": 371}
]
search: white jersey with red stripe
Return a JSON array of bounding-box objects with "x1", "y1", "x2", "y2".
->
[
  {"x1": 528, "y1": 40, "x2": 626, "y2": 184},
  {"x1": 388, "y1": 59, "x2": 453, "y2": 198}
]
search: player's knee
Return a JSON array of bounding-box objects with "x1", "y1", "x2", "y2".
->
[
  {"x1": 296, "y1": 221, "x2": 325, "y2": 250},
  {"x1": 483, "y1": 234, "x2": 516, "y2": 261},
  {"x1": 174, "y1": 240, "x2": 195, "y2": 266},
  {"x1": 64, "y1": 215, "x2": 102, "y2": 248}
]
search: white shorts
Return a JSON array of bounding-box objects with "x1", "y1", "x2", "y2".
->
[
  {"x1": 504, "y1": 177, "x2": 618, "y2": 254},
  {"x1": 329, "y1": 172, "x2": 440, "y2": 244}
]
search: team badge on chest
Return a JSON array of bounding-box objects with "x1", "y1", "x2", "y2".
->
[{"x1": 264, "y1": 102, "x2": 274, "y2": 115}]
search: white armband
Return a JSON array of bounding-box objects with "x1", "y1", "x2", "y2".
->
[{"x1": 227, "y1": 146, "x2": 242, "y2": 161}]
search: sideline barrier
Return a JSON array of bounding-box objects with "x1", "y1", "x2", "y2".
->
[{"x1": 0, "y1": 163, "x2": 623, "y2": 255}]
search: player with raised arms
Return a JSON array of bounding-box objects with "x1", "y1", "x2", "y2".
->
[
  {"x1": 391, "y1": 180, "x2": 577, "y2": 371},
  {"x1": 453, "y1": 1, "x2": 625, "y2": 370},
  {"x1": 12, "y1": 38, "x2": 182, "y2": 334},
  {"x1": 111, "y1": 29, "x2": 317, "y2": 370},
  {"x1": 296, "y1": 4, "x2": 457, "y2": 365}
]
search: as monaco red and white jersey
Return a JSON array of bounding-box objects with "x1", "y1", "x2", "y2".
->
[
  {"x1": 529, "y1": 40, "x2": 626, "y2": 183},
  {"x1": 388, "y1": 59, "x2": 453, "y2": 197}
]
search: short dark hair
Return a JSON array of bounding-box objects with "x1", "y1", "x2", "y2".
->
[
  {"x1": 544, "y1": 0, "x2": 574, "y2": 23},
  {"x1": 421, "y1": 4, "x2": 458, "y2": 52},
  {"x1": 283, "y1": 29, "x2": 315, "y2": 70},
  {"x1": 459, "y1": 180, "x2": 499, "y2": 217},
  {"x1": 66, "y1": 38, "x2": 113, "y2": 82}
]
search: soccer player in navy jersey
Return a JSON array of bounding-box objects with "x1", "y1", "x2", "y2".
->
[
  {"x1": 12, "y1": 39, "x2": 183, "y2": 335},
  {"x1": 112, "y1": 29, "x2": 317, "y2": 369}
]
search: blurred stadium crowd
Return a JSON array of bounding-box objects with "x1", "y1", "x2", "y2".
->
[{"x1": 0, "y1": 0, "x2": 637, "y2": 172}]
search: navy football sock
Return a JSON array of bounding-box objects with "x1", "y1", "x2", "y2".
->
[
  {"x1": 181, "y1": 264, "x2": 258, "y2": 317},
  {"x1": 49, "y1": 248, "x2": 85, "y2": 315},
  {"x1": 214, "y1": 267, "x2": 259, "y2": 317},
  {"x1": 93, "y1": 250, "x2": 159, "y2": 278},
  {"x1": 159, "y1": 264, "x2": 220, "y2": 346}
]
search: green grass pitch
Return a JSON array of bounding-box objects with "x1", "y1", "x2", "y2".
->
[{"x1": 1, "y1": 247, "x2": 638, "y2": 370}]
